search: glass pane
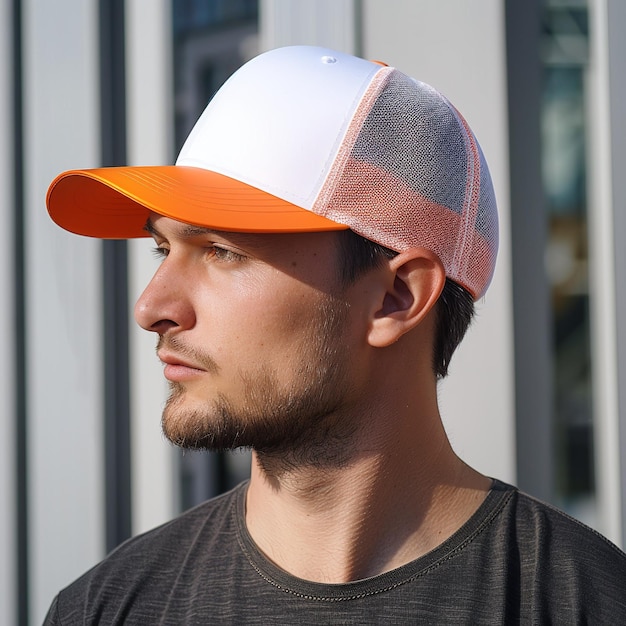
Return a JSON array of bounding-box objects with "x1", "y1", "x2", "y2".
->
[{"x1": 541, "y1": 1, "x2": 596, "y2": 525}]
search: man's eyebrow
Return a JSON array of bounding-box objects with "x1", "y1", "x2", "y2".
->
[
  {"x1": 142, "y1": 217, "x2": 266, "y2": 248},
  {"x1": 143, "y1": 218, "x2": 215, "y2": 239}
]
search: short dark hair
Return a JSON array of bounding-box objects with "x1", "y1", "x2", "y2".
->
[{"x1": 336, "y1": 229, "x2": 474, "y2": 378}]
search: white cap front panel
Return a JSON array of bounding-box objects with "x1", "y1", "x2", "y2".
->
[{"x1": 176, "y1": 46, "x2": 382, "y2": 211}]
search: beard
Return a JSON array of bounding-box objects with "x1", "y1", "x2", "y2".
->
[{"x1": 160, "y1": 295, "x2": 358, "y2": 469}]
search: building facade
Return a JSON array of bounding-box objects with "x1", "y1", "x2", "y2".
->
[{"x1": 1, "y1": 1, "x2": 624, "y2": 623}]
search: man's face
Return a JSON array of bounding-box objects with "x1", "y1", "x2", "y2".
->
[{"x1": 135, "y1": 214, "x2": 364, "y2": 465}]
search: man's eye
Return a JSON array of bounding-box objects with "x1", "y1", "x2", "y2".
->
[
  {"x1": 151, "y1": 246, "x2": 169, "y2": 259},
  {"x1": 211, "y1": 246, "x2": 245, "y2": 262}
]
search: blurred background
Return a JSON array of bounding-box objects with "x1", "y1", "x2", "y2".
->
[{"x1": 1, "y1": 0, "x2": 625, "y2": 623}]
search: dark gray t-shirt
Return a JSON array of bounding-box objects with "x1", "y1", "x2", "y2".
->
[{"x1": 45, "y1": 480, "x2": 626, "y2": 624}]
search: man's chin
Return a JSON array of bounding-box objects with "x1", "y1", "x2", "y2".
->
[{"x1": 160, "y1": 399, "x2": 248, "y2": 452}]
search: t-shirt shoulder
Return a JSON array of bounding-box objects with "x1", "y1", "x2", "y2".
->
[
  {"x1": 499, "y1": 478, "x2": 626, "y2": 558},
  {"x1": 109, "y1": 480, "x2": 245, "y2": 556},
  {"x1": 47, "y1": 481, "x2": 246, "y2": 622}
]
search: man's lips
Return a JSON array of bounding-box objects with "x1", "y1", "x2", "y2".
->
[{"x1": 158, "y1": 352, "x2": 206, "y2": 382}]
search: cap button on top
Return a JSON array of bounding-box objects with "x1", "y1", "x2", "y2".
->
[{"x1": 321, "y1": 55, "x2": 337, "y2": 64}]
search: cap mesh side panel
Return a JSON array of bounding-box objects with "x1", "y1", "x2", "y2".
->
[{"x1": 321, "y1": 70, "x2": 498, "y2": 299}]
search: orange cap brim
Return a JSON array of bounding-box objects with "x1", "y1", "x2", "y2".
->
[{"x1": 46, "y1": 165, "x2": 348, "y2": 239}]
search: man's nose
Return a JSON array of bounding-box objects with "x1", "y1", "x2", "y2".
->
[{"x1": 134, "y1": 260, "x2": 196, "y2": 334}]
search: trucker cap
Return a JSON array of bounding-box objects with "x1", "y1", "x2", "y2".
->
[{"x1": 46, "y1": 45, "x2": 498, "y2": 300}]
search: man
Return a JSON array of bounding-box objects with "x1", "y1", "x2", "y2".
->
[{"x1": 45, "y1": 46, "x2": 625, "y2": 623}]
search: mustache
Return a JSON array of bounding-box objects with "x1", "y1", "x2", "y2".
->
[{"x1": 156, "y1": 335, "x2": 220, "y2": 374}]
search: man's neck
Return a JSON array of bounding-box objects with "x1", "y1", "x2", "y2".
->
[{"x1": 244, "y1": 412, "x2": 491, "y2": 583}]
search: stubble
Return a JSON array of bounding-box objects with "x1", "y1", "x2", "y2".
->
[{"x1": 160, "y1": 295, "x2": 359, "y2": 470}]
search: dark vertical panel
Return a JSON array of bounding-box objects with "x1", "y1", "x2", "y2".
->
[
  {"x1": 99, "y1": 0, "x2": 132, "y2": 552},
  {"x1": 505, "y1": 0, "x2": 555, "y2": 502},
  {"x1": 13, "y1": 1, "x2": 28, "y2": 624}
]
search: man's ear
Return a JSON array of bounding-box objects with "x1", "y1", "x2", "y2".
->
[{"x1": 367, "y1": 248, "x2": 445, "y2": 348}]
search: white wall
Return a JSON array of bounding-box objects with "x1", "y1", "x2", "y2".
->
[
  {"x1": 260, "y1": 0, "x2": 358, "y2": 52},
  {"x1": 23, "y1": 1, "x2": 104, "y2": 622}
]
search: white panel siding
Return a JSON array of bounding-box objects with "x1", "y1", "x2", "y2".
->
[{"x1": 23, "y1": 0, "x2": 104, "y2": 622}]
